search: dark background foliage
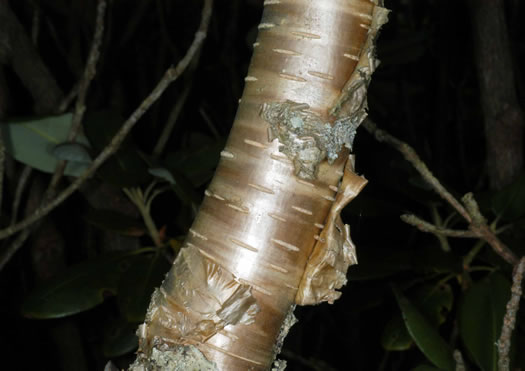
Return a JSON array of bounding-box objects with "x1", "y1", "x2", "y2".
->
[{"x1": 0, "y1": 0, "x2": 524, "y2": 370}]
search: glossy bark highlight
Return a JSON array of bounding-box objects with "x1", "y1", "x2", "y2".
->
[{"x1": 133, "y1": 1, "x2": 387, "y2": 369}]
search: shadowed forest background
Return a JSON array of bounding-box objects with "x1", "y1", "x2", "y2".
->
[{"x1": 1, "y1": 0, "x2": 524, "y2": 370}]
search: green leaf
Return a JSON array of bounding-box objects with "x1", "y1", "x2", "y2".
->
[
  {"x1": 394, "y1": 286, "x2": 455, "y2": 371},
  {"x1": 84, "y1": 110, "x2": 150, "y2": 186},
  {"x1": 148, "y1": 167, "x2": 176, "y2": 185},
  {"x1": 21, "y1": 251, "x2": 141, "y2": 319},
  {"x1": 491, "y1": 173, "x2": 525, "y2": 220},
  {"x1": 102, "y1": 318, "x2": 138, "y2": 357},
  {"x1": 382, "y1": 313, "x2": 414, "y2": 350},
  {"x1": 52, "y1": 142, "x2": 92, "y2": 163},
  {"x1": 83, "y1": 207, "x2": 146, "y2": 237},
  {"x1": 382, "y1": 284, "x2": 453, "y2": 351},
  {"x1": 2, "y1": 113, "x2": 91, "y2": 176},
  {"x1": 117, "y1": 253, "x2": 170, "y2": 322},
  {"x1": 412, "y1": 284, "x2": 453, "y2": 326},
  {"x1": 459, "y1": 273, "x2": 511, "y2": 371}
]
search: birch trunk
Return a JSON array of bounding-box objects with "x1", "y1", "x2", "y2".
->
[{"x1": 131, "y1": 1, "x2": 388, "y2": 369}]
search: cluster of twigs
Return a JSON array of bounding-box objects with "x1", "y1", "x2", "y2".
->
[
  {"x1": 362, "y1": 118, "x2": 524, "y2": 371},
  {"x1": 0, "y1": 0, "x2": 213, "y2": 269}
]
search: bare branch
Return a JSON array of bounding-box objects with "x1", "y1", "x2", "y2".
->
[
  {"x1": 363, "y1": 118, "x2": 518, "y2": 265},
  {"x1": 47, "y1": 0, "x2": 107, "y2": 197},
  {"x1": 0, "y1": 228, "x2": 30, "y2": 271},
  {"x1": 153, "y1": 81, "x2": 191, "y2": 157},
  {"x1": 0, "y1": 0, "x2": 214, "y2": 245},
  {"x1": 401, "y1": 214, "x2": 478, "y2": 238},
  {"x1": 124, "y1": 185, "x2": 163, "y2": 247},
  {"x1": 362, "y1": 119, "x2": 471, "y2": 222},
  {"x1": 497, "y1": 256, "x2": 525, "y2": 371},
  {"x1": 57, "y1": 82, "x2": 81, "y2": 114},
  {"x1": 461, "y1": 193, "x2": 517, "y2": 265},
  {"x1": 11, "y1": 166, "x2": 33, "y2": 225}
]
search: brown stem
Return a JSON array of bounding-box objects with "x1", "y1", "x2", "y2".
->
[
  {"x1": 462, "y1": 193, "x2": 517, "y2": 265},
  {"x1": 467, "y1": 0, "x2": 524, "y2": 189},
  {"x1": 46, "y1": 0, "x2": 107, "y2": 198},
  {"x1": 0, "y1": 1, "x2": 210, "y2": 245},
  {"x1": 497, "y1": 256, "x2": 525, "y2": 371},
  {"x1": 363, "y1": 119, "x2": 518, "y2": 265},
  {"x1": 362, "y1": 119, "x2": 472, "y2": 222},
  {"x1": 401, "y1": 214, "x2": 477, "y2": 238}
]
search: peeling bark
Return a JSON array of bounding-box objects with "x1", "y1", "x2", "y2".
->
[{"x1": 132, "y1": 1, "x2": 388, "y2": 369}]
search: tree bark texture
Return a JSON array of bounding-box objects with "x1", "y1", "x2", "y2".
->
[
  {"x1": 468, "y1": 0, "x2": 524, "y2": 189},
  {"x1": 131, "y1": 1, "x2": 388, "y2": 370}
]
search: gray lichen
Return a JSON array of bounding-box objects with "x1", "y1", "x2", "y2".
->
[
  {"x1": 260, "y1": 101, "x2": 360, "y2": 179},
  {"x1": 129, "y1": 345, "x2": 219, "y2": 371},
  {"x1": 271, "y1": 304, "x2": 298, "y2": 370},
  {"x1": 260, "y1": 3, "x2": 389, "y2": 181},
  {"x1": 271, "y1": 359, "x2": 287, "y2": 371}
]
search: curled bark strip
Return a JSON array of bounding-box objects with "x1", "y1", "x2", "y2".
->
[
  {"x1": 330, "y1": 4, "x2": 389, "y2": 119},
  {"x1": 295, "y1": 157, "x2": 367, "y2": 305}
]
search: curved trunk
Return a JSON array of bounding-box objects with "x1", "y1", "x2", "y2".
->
[{"x1": 132, "y1": 1, "x2": 388, "y2": 370}]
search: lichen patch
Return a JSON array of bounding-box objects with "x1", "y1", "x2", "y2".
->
[{"x1": 260, "y1": 100, "x2": 360, "y2": 180}]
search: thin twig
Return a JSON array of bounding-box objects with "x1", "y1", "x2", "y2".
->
[
  {"x1": 497, "y1": 256, "x2": 525, "y2": 371},
  {"x1": 462, "y1": 193, "x2": 517, "y2": 265},
  {"x1": 0, "y1": 0, "x2": 107, "y2": 273},
  {"x1": 463, "y1": 239, "x2": 486, "y2": 268},
  {"x1": 57, "y1": 82, "x2": 81, "y2": 114},
  {"x1": 68, "y1": 0, "x2": 106, "y2": 142},
  {"x1": 431, "y1": 204, "x2": 451, "y2": 251},
  {"x1": 362, "y1": 119, "x2": 471, "y2": 222},
  {"x1": 363, "y1": 118, "x2": 518, "y2": 265},
  {"x1": 461, "y1": 192, "x2": 485, "y2": 225},
  {"x1": 401, "y1": 214, "x2": 478, "y2": 238},
  {"x1": 11, "y1": 166, "x2": 33, "y2": 224},
  {"x1": 0, "y1": 228, "x2": 30, "y2": 271},
  {"x1": 46, "y1": 0, "x2": 107, "y2": 198},
  {"x1": 0, "y1": 0, "x2": 213, "y2": 245},
  {"x1": 153, "y1": 30, "x2": 203, "y2": 158},
  {"x1": 200, "y1": 107, "x2": 220, "y2": 139},
  {"x1": 124, "y1": 186, "x2": 162, "y2": 247},
  {"x1": 152, "y1": 82, "x2": 191, "y2": 157}
]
